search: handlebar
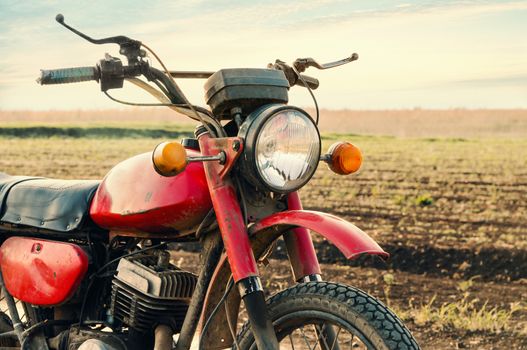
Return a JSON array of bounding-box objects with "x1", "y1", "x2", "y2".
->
[
  {"x1": 38, "y1": 60, "x2": 320, "y2": 92},
  {"x1": 296, "y1": 74, "x2": 319, "y2": 90},
  {"x1": 37, "y1": 66, "x2": 99, "y2": 85},
  {"x1": 37, "y1": 55, "x2": 141, "y2": 92},
  {"x1": 268, "y1": 60, "x2": 320, "y2": 90}
]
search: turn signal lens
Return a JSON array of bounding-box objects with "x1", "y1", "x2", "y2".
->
[
  {"x1": 152, "y1": 141, "x2": 188, "y2": 176},
  {"x1": 327, "y1": 142, "x2": 362, "y2": 175}
]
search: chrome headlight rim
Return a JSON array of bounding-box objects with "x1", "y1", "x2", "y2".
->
[{"x1": 238, "y1": 104, "x2": 321, "y2": 194}]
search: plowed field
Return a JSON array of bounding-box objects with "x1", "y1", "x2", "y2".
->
[{"x1": 1, "y1": 109, "x2": 526, "y2": 349}]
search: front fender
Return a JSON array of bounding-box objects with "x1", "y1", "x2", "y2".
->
[
  {"x1": 199, "y1": 210, "x2": 388, "y2": 349},
  {"x1": 249, "y1": 210, "x2": 389, "y2": 260}
]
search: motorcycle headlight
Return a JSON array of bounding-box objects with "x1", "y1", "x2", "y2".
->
[{"x1": 238, "y1": 104, "x2": 320, "y2": 193}]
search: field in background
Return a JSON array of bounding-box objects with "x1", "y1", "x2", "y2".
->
[
  {"x1": 1, "y1": 109, "x2": 527, "y2": 349},
  {"x1": 2, "y1": 108, "x2": 527, "y2": 137}
]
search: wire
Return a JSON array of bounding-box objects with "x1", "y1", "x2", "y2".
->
[
  {"x1": 86, "y1": 231, "x2": 99, "y2": 269},
  {"x1": 152, "y1": 79, "x2": 171, "y2": 99},
  {"x1": 141, "y1": 43, "x2": 219, "y2": 136},
  {"x1": 293, "y1": 66, "x2": 320, "y2": 125},
  {"x1": 104, "y1": 91, "x2": 185, "y2": 107},
  {"x1": 199, "y1": 277, "x2": 235, "y2": 350},
  {"x1": 195, "y1": 209, "x2": 216, "y2": 239},
  {"x1": 235, "y1": 177, "x2": 248, "y2": 226},
  {"x1": 125, "y1": 77, "x2": 225, "y2": 137},
  {"x1": 225, "y1": 285, "x2": 241, "y2": 350},
  {"x1": 95, "y1": 242, "x2": 167, "y2": 277}
]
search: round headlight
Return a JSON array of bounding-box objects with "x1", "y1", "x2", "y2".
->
[{"x1": 238, "y1": 105, "x2": 321, "y2": 193}]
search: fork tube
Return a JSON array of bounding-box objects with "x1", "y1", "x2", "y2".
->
[
  {"x1": 198, "y1": 133, "x2": 278, "y2": 350},
  {"x1": 284, "y1": 192, "x2": 322, "y2": 281},
  {"x1": 285, "y1": 193, "x2": 341, "y2": 350}
]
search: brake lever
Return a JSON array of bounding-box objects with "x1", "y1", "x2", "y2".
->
[
  {"x1": 293, "y1": 53, "x2": 359, "y2": 72},
  {"x1": 55, "y1": 14, "x2": 145, "y2": 64}
]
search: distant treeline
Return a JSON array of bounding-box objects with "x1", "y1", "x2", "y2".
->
[{"x1": 0, "y1": 127, "x2": 194, "y2": 139}]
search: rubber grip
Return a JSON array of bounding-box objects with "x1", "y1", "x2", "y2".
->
[
  {"x1": 37, "y1": 67, "x2": 98, "y2": 85},
  {"x1": 296, "y1": 74, "x2": 320, "y2": 90}
]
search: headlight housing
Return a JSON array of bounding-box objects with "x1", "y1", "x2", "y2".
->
[{"x1": 238, "y1": 104, "x2": 320, "y2": 193}]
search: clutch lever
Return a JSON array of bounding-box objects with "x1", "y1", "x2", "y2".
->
[
  {"x1": 293, "y1": 53, "x2": 359, "y2": 72},
  {"x1": 55, "y1": 14, "x2": 145, "y2": 64}
]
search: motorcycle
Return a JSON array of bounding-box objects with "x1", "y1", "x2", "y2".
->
[{"x1": 0, "y1": 14, "x2": 420, "y2": 350}]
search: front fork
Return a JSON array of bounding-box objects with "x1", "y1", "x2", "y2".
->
[
  {"x1": 199, "y1": 133, "x2": 278, "y2": 349},
  {"x1": 199, "y1": 133, "x2": 337, "y2": 349},
  {"x1": 283, "y1": 191, "x2": 322, "y2": 281},
  {"x1": 285, "y1": 192, "x2": 341, "y2": 350}
]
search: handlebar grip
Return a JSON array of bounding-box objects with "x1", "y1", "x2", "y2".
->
[
  {"x1": 296, "y1": 74, "x2": 319, "y2": 90},
  {"x1": 37, "y1": 66, "x2": 99, "y2": 85}
]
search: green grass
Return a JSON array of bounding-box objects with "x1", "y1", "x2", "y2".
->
[
  {"x1": 382, "y1": 273, "x2": 526, "y2": 334},
  {"x1": 0, "y1": 123, "x2": 194, "y2": 139}
]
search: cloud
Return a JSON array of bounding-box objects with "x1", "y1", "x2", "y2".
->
[
  {"x1": 1, "y1": 0, "x2": 526, "y2": 109},
  {"x1": 286, "y1": 0, "x2": 527, "y2": 29},
  {"x1": 450, "y1": 74, "x2": 527, "y2": 87}
]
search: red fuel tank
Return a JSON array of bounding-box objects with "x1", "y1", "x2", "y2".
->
[{"x1": 89, "y1": 148, "x2": 212, "y2": 236}]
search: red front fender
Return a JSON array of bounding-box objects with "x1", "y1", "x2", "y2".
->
[
  {"x1": 199, "y1": 209, "x2": 388, "y2": 348},
  {"x1": 249, "y1": 210, "x2": 389, "y2": 260}
]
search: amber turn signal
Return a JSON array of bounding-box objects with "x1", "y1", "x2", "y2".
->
[
  {"x1": 326, "y1": 141, "x2": 363, "y2": 175},
  {"x1": 152, "y1": 141, "x2": 188, "y2": 177}
]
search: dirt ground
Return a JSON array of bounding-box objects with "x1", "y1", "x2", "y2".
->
[
  {"x1": 172, "y1": 250, "x2": 527, "y2": 350},
  {"x1": 1, "y1": 110, "x2": 526, "y2": 349}
]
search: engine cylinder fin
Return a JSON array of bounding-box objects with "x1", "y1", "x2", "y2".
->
[{"x1": 110, "y1": 253, "x2": 198, "y2": 332}]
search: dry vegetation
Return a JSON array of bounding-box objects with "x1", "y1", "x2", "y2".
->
[{"x1": 1, "y1": 108, "x2": 527, "y2": 349}]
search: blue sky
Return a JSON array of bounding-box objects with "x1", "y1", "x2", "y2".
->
[{"x1": 0, "y1": 0, "x2": 526, "y2": 110}]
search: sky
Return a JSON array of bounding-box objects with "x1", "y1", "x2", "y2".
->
[{"x1": 0, "y1": 0, "x2": 526, "y2": 110}]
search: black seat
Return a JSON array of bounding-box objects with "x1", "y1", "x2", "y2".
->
[{"x1": 0, "y1": 173, "x2": 100, "y2": 232}]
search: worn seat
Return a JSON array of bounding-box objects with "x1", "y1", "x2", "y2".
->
[{"x1": 0, "y1": 173, "x2": 100, "y2": 232}]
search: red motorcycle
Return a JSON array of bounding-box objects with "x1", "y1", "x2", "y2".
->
[{"x1": 0, "y1": 14, "x2": 419, "y2": 350}]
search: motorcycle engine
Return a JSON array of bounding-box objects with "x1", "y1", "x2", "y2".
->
[{"x1": 109, "y1": 251, "x2": 197, "y2": 333}]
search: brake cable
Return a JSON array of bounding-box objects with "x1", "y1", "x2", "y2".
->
[
  {"x1": 292, "y1": 65, "x2": 320, "y2": 125},
  {"x1": 103, "y1": 91, "x2": 182, "y2": 107},
  {"x1": 121, "y1": 77, "x2": 224, "y2": 136},
  {"x1": 141, "y1": 43, "x2": 225, "y2": 137},
  {"x1": 199, "y1": 277, "x2": 235, "y2": 350}
]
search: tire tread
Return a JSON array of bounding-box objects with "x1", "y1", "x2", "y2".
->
[{"x1": 236, "y1": 281, "x2": 420, "y2": 350}]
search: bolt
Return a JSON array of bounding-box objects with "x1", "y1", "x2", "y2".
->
[
  {"x1": 232, "y1": 140, "x2": 241, "y2": 152},
  {"x1": 218, "y1": 151, "x2": 227, "y2": 165},
  {"x1": 157, "y1": 251, "x2": 170, "y2": 268}
]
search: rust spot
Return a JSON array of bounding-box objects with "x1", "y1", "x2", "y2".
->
[
  {"x1": 31, "y1": 243, "x2": 42, "y2": 254},
  {"x1": 120, "y1": 208, "x2": 153, "y2": 216}
]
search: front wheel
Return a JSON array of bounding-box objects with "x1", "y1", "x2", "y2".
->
[{"x1": 236, "y1": 282, "x2": 419, "y2": 350}]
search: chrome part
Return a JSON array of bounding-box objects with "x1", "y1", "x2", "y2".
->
[
  {"x1": 237, "y1": 276, "x2": 263, "y2": 298},
  {"x1": 301, "y1": 274, "x2": 323, "y2": 283},
  {"x1": 59, "y1": 327, "x2": 127, "y2": 350},
  {"x1": 320, "y1": 154, "x2": 331, "y2": 162},
  {"x1": 168, "y1": 71, "x2": 214, "y2": 79},
  {"x1": 187, "y1": 152, "x2": 226, "y2": 164},
  {"x1": 238, "y1": 104, "x2": 321, "y2": 194},
  {"x1": 78, "y1": 339, "x2": 120, "y2": 350},
  {"x1": 293, "y1": 53, "x2": 359, "y2": 72}
]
